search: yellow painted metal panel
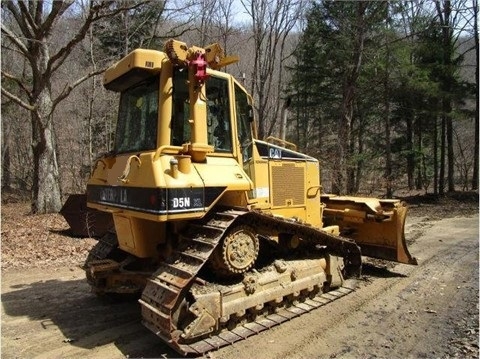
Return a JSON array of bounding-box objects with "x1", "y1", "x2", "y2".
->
[{"x1": 104, "y1": 49, "x2": 165, "y2": 87}]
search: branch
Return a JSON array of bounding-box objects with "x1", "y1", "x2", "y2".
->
[
  {"x1": 1, "y1": 70, "x2": 32, "y2": 99},
  {"x1": 5, "y1": 1, "x2": 35, "y2": 40},
  {"x1": 46, "y1": 2, "x2": 102, "y2": 76},
  {"x1": 47, "y1": 1, "x2": 148, "y2": 76},
  {"x1": 460, "y1": 44, "x2": 476, "y2": 55},
  {"x1": 1, "y1": 87, "x2": 34, "y2": 111},
  {"x1": 434, "y1": 0, "x2": 445, "y2": 25},
  {"x1": 52, "y1": 67, "x2": 107, "y2": 110},
  {"x1": 17, "y1": 0, "x2": 41, "y2": 36},
  {"x1": 33, "y1": 0, "x2": 42, "y2": 25},
  {"x1": 40, "y1": 0, "x2": 73, "y2": 38},
  {"x1": 1, "y1": 24, "x2": 31, "y2": 59},
  {"x1": 90, "y1": 1, "x2": 151, "y2": 24},
  {"x1": 1, "y1": 42, "x2": 30, "y2": 59}
]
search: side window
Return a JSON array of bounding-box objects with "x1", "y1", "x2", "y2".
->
[
  {"x1": 207, "y1": 77, "x2": 232, "y2": 152},
  {"x1": 235, "y1": 83, "x2": 252, "y2": 161}
]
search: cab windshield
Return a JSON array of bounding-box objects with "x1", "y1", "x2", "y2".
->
[{"x1": 114, "y1": 77, "x2": 159, "y2": 153}]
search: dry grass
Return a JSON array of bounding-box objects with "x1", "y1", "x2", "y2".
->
[{"x1": 1, "y1": 202, "x2": 96, "y2": 270}]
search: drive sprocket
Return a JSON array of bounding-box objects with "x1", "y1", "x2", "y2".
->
[{"x1": 210, "y1": 225, "x2": 259, "y2": 276}]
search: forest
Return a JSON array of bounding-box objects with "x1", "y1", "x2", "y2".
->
[{"x1": 1, "y1": 0, "x2": 478, "y2": 214}]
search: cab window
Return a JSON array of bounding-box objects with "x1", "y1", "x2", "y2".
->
[
  {"x1": 207, "y1": 76, "x2": 232, "y2": 152},
  {"x1": 171, "y1": 70, "x2": 232, "y2": 152},
  {"x1": 235, "y1": 83, "x2": 252, "y2": 161},
  {"x1": 115, "y1": 77, "x2": 158, "y2": 153}
]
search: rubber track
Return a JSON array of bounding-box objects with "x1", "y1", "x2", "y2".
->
[{"x1": 139, "y1": 209, "x2": 362, "y2": 355}]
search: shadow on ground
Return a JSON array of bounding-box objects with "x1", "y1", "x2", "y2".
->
[
  {"x1": 361, "y1": 262, "x2": 407, "y2": 278},
  {"x1": 2, "y1": 277, "x2": 183, "y2": 358}
]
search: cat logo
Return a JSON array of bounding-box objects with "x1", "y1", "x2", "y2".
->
[{"x1": 269, "y1": 147, "x2": 282, "y2": 159}]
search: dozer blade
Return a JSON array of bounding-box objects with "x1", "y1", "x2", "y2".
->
[
  {"x1": 321, "y1": 195, "x2": 417, "y2": 265},
  {"x1": 60, "y1": 194, "x2": 114, "y2": 238}
]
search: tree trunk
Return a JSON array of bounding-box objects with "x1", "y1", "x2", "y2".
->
[
  {"x1": 415, "y1": 121, "x2": 423, "y2": 190},
  {"x1": 385, "y1": 101, "x2": 392, "y2": 198},
  {"x1": 346, "y1": 113, "x2": 356, "y2": 194},
  {"x1": 446, "y1": 108, "x2": 455, "y2": 192},
  {"x1": 472, "y1": 0, "x2": 479, "y2": 190},
  {"x1": 2, "y1": 141, "x2": 11, "y2": 190},
  {"x1": 406, "y1": 112, "x2": 414, "y2": 190},
  {"x1": 336, "y1": 85, "x2": 352, "y2": 194},
  {"x1": 439, "y1": 114, "x2": 446, "y2": 195},
  {"x1": 433, "y1": 113, "x2": 438, "y2": 195},
  {"x1": 384, "y1": 18, "x2": 392, "y2": 198},
  {"x1": 1, "y1": 117, "x2": 11, "y2": 190},
  {"x1": 437, "y1": 0, "x2": 455, "y2": 193},
  {"x1": 30, "y1": 33, "x2": 62, "y2": 213},
  {"x1": 31, "y1": 91, "x2": 62, "y2": 214},
  {"x1": 335, "y1": 2, "x2": 366, "y2": 195},
  {"x1": 355, "y1": 117, "x2": 364, "y2": 193}
]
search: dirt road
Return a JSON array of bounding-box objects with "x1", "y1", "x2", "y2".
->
[{"x1": 1, "y1": 210, "x2": 478, "y2": 358}]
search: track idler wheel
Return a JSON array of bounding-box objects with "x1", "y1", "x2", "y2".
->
[{"x1": 210, "y1": 225, "x2": 259, "y2": 276}]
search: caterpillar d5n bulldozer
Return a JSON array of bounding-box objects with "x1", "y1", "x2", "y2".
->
[{"x1": 68, "y1": 39, "x2": 417, "y2": 355}]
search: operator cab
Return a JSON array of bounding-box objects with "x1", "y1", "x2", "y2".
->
[{"x1": 104, "y1": 48, "x2": 253, "y2": 166}]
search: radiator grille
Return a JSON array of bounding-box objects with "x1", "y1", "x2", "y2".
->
[{"x1": 271, "y1": 163, "x2": 305, "y2": 207}]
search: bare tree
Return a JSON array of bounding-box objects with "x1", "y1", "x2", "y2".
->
[
  {"x1": 197, "y1": 0, "x2": 218, "y2": 46},
  {"x1": 241, "y1": 0, "x2": 305, "y2": 140},
  {"x1": 1, "y1": 0, "x2": 147, "y2": 213},
  {"x1": 212, "y1": 0, "x2": 238, "y2": 53}
]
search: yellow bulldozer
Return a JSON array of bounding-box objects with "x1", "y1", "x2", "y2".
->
[{"x1": 61, "y1": 39, "x2": 416, "y2": 355}]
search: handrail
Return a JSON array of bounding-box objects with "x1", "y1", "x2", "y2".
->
[
  {"x1": 118, "y1": 155, "x2": 142, "y2": 183},
  {"x1": 265, "y1": 136, "x2": 297, "y2": 151},
  {"x1": 153, "y1": 145, "x2": 184, "y2": 161}
]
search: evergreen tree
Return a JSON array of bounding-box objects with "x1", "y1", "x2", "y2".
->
[{"x1": 288, "y1": 1, "x2": 387, "y2": 194}]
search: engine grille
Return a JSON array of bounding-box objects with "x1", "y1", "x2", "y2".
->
[{"x1": 271, "y1": 162, "x2": 305, "y2": 207}]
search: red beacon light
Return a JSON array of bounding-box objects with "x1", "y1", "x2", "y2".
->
[{"x1": 190, "y1": 51, "x2": 209, "y2": 84}]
